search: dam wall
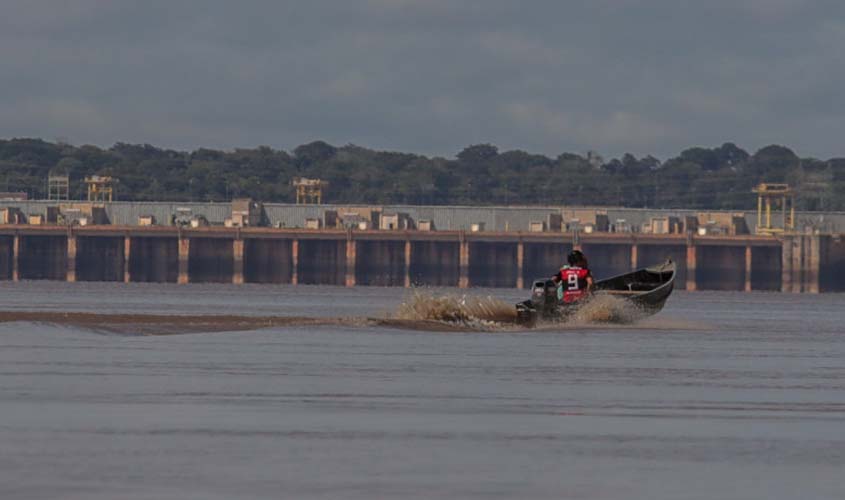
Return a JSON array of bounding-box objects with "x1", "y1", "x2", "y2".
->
[
  {"x1": 18, "y1": 234, "x2": 67, "y2": 280},
  {"x1": 820, "y1": 236, "x2": 845, "y2": 292},
  {"x1": 188, "y1": 237, "x2": 234, "y2": 284},
  {"x1": 468, "y1": 241, "x2": 518, "y2": 288},
  {"x1": 0, "y1": 236, "x2": 13, "y2": 280},
  {"x1": 244, "y1": 238, "x2": 293, "y2": 284},
  {"x1": 409, "y1": 240, "x2": 459, "y2": 287},
  {"x1": 129, "y1": 237, "x2": 178, "y2": 283},
  {"x1": 297, "y1": 238, "x2": 347, "y2": 286},
  {"x1": 74, "y1": 236, "x2": 125, "y2": 282},
  {"x1": 355, "y1": 240, "x2": 407, "y2": 287},
  {"x1": 0, "y1": 226, "x2": 839, "y2": 292}
]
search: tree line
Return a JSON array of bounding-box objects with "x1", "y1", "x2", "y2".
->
[{"x1": 0, "y1": 138, "x2": 843, "y2": 211}]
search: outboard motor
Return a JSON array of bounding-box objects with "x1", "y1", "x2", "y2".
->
[
  {"x1": 538, "y1": 279, "x2": 560, "y2": 318},
  {"x1": 516, "y1": 279, "x2": 561, "y2": 325}
]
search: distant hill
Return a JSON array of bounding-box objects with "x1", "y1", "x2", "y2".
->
[{"x1": 1, "y1": 138, "x2": 842, "y2": 210}]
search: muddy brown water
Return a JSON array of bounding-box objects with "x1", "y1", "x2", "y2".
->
[{"x1": 0, "y1": 280, "x2": 843, "y2": 500}]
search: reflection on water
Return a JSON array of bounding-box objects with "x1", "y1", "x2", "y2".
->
[{"x1": 0, "y1": 281, "x2": 844, "y2": 500}]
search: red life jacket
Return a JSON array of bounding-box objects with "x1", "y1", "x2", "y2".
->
[{"x1": 557, "y1": 266, "x2": 591, "y2": 303}]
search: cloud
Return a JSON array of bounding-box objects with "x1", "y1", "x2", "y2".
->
[
  {"x1": 9, "y1": 98, "x2": 110, "y2": 142},
  {"x1": 737, "y1": 0, "x2": 812, "y2": 20},
  {"x1": 0, "y1": 0, "x2": 844, "y2": 158},
  {"x1": 502, "y1": 102, "x2": 673, "y2": 153}
]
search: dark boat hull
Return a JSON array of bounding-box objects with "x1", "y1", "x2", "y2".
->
[{"x1": 515, "y1": 260, "x2": 676, "y2": 326}]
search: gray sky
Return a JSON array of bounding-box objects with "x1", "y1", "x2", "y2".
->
[{"x1": 1, "y1": 0, "x2": 843, "y2": 159}]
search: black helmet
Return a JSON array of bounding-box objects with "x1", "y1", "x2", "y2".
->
[{"x1": 567, "y1": 250, "x2": 585, "y2": 266}]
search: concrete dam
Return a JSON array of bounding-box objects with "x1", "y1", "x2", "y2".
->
[{"x1": 0, "y1": 225, "x2": 840, "y2": 293}]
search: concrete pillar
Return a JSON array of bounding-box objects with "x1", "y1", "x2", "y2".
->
[
  {"x1": 233, "y1": 238, "x2": 244, "y2": 284},
  {"x1": 66, "y1": 235, "x2": 77, "y2": 282},
  {"x1": 630, "y1": 244, "x2": 639, "y2": 270},
  {"x1": 685, "y1": 243, "x2": 697, "y2": 291},
  {"x1": 516, "y1": 240, "x2": 524, "y2": 289},
  {"x1": 404, "y1": 239, "x2": 412, "y2": 288},
  {"x1": 572, "y1": 231, "x2": 582, "y2": 252},
  {"x1": 291, "y1": 239, "x2": 299, "y2": 285},
  {"x1": 781, "y1": 236, "x2": 793, "y2": 293},
  {"x1": 123, "y1": 236, "x2": 132, "y2": 283},
  {"x1": 744, "y1": 245, "x2": 752, "y2": 292},
  {"x1": 178, "y1": 237, "x2": 190, "y2": 284},
  {"x1": 345, "y1": 234, "x2": 356, "y2": 287},
  {"x1": 12, "y1": 234, "x2": 19, "y2": 282},
  {"x1": 458, "y1": 233, "x2": 469, "y2": 288},
  {"x1": 807, "y1": 235, "x2": 820, "y2": 294}
]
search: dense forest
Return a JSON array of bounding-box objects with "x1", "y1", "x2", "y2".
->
[{"x1": 0, "y1": 138, "x2": 843, "y2": 210}]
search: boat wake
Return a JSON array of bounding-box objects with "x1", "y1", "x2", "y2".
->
[
  {"x1": 394, "y1": 291, "x2": 517, "y2": 328},
  {"x1": 387, "y1": 291, "x2": 649, "y2": 331},
  {"x1": 566, "y1": 293, "x2": 649, "y2": 325},
  {"x1": 0, "y1": 311, "x2": 361, "y2": 336},
  {"x1": 0, "y1": 291, "x2": 673, "y2": 335}
]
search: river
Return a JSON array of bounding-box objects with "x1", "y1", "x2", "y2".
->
[{"x1": 0, "y1": 281, "x2": 843, "y2": 499}]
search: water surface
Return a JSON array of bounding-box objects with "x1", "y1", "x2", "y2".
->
[{"x1": 0, "y1": 281, "x2": 843, "y2": 499}]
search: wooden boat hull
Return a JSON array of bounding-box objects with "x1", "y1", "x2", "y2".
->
[{"x1": 516, "y1": 260, "x2": 676, "y2": 326}]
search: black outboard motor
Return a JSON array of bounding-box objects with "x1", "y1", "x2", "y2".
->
[{"x1": 515, "y1": 279, "x2": 561, "y2": 326}]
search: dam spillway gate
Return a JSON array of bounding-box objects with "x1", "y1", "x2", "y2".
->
[{"x1": 0, "y1": 226, "x2": 839, "y2": 292}]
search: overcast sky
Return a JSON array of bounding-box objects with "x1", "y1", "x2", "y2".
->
[{"x1": 1, "y1": 0, "x2": 843, "y2": 159}]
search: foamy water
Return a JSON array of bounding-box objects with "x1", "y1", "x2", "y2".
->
[
  {"x1": 394, "y1": 290, "x2": 651, "y2": 329},
  {"x1": 395, "y1": 291, "x2": 517, "y2": 328},
  {"x1": 567, "y1": 293, "x2": 649, "y2": 324}
]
